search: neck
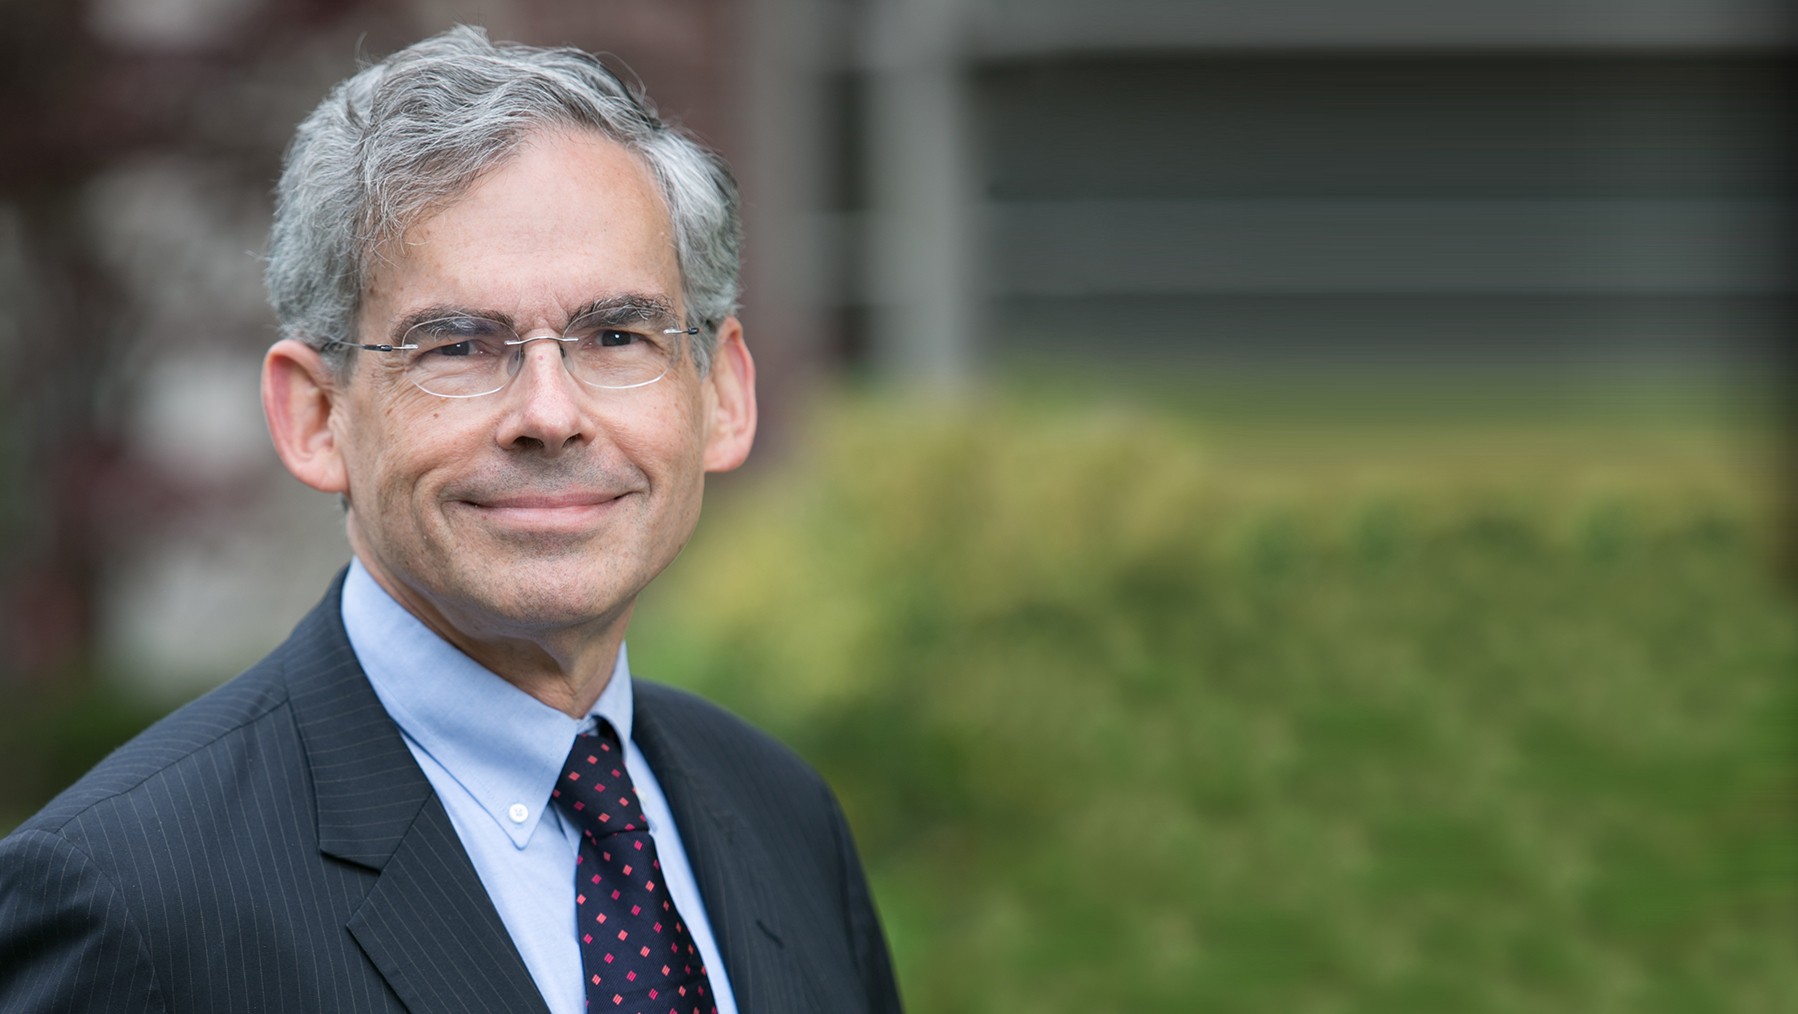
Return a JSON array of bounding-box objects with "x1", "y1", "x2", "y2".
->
[
  {"x1": 353, "y1": 557, "x2": 630, "y2": 719},
  {"x1": 440, "y1": 625, "x2": 626, "y2": 718}
]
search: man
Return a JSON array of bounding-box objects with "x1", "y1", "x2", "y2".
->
[{"x1": 0, "y1": 27, "x2": 901, "y2": 1014}]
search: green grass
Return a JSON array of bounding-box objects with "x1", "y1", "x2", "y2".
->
[{"x1": 632, "y1": 390, "x2": 1796, "y2": 1013}]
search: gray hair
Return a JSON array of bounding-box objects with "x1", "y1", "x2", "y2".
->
[{"x1": 265, "y1": 25, "x2": 740, "y2": 375}]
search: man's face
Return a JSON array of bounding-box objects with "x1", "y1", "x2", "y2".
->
[{"x1": 320, "y1": 127, "x2": 744, "y2": 650}]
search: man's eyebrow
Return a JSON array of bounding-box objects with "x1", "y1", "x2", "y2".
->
[
  {"x1": 387, "y1": 305, "x2": 516, "y2": 343},
  {"x1": 386, "y1": 295, "x2": 679, "y2": 342},
  {"x1": 567, "y1": 294, "x2": 678, "y2": 324}
]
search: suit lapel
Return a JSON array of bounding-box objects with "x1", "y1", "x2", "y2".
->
[
  {"x1": 281, "y1": 578, "x2": 549, "y2": 1014},
  {"x1": 343, "y1": 802, "x2": 550, "y2": 1014},
  {"x1": 632, "y1": 698, "x2": 830, "y2": 1014}
]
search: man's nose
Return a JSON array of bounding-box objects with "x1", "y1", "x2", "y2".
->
[{"x1": 495, "y1": 336, "x2": 595, "y2": 453}]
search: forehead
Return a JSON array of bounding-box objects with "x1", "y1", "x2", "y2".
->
[{"x1": 359, "y1": 127, "x2": 681, "y2": 332}]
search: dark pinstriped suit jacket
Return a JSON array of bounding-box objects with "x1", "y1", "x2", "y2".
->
[{"x1": 0, "y1": 576, "x2": 901, "y2": 1012}]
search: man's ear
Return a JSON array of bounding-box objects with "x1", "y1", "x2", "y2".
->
[
  {"x1": 263, "y1": 339, "x2": 350, "y2": 494},
  {"x1": 702, "y1": 317, "x2": 757, "y2": 474}
]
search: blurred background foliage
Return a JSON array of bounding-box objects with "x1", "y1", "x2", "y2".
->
[
  {"x1": 631, "y1": 389, "x2": 1794, "y2": 1011},
  {"x1": 2, "y1": 0, "x2": 1795, "y2": 1010}
]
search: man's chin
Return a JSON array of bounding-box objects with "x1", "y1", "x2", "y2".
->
[{"x1": 439, "y1": 563, "x2": 637, "y2": 634}]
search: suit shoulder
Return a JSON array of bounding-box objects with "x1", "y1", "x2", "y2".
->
[
  {"x1": 633, "y1": 680, "x2": 829, "y2": 790},
  {"x1": 9, "y1": 653, "x2": 294, "y2": 840},
  {"x1": 9, "y1": 578, "x2": 356, "y2": 844}
]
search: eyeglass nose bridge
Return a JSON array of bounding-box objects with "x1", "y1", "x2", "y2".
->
[
  {"x1": 504, "y1": 332, "x2": 582, "y2": 356},
  {"x1": 500, "y1": 332, "x2": 582, "y2": 383},
  {"x1": 504, "y1": 332, "x2": 578, "y2": 351}
]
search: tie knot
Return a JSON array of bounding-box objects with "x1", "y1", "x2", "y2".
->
[{"x1": 552, "y1": 720, "x2": 648, "y2": 839}]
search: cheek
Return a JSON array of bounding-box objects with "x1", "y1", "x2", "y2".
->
[
  {"x1": 341, "y1": 419, "x2": 446, "y2": 510},
  {"x1": 612, "y1": 386, "x2": 709, "y2": 464},
  {"x1": 652, "y1": 415, "x2": 711, "y2": 476},
  {"x1": 366, "y1": 395, "x2": 468, "y2": 479}
]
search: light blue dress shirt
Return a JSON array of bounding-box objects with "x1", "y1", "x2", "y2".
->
[{"x1": 341, "y1": 559, "x2": 739, "y2": 1014}]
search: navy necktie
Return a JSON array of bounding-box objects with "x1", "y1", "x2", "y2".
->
[{"x1": 551, "y1": 721, "x2": 718, "y2": 1013}]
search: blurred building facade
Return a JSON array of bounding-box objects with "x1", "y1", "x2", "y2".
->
[
  {"x1": 0, "y1": 0, "x2": 1787, "y2": 697},
  {"x1": 783, "y1": 0, "x2": 1789, "y2": 382}
]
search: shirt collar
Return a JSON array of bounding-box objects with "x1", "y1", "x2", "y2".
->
[{"x1": 340, "y1": 557, "x2": 634, "y2": 849}]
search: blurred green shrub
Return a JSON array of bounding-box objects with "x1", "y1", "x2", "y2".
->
[{"x1": 633, "y1": 395, "x2": 1796, "y2": 1013}]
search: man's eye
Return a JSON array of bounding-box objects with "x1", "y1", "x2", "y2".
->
[
  {"x1": 408, "y1": 317, "x2": 508, "y2": 356},
  {"x1": 597, "y1": 329, "x2": 642, "y2": 348},
  {"x1": 421, "y1": 337, "x2": 504, "y2": 358}
]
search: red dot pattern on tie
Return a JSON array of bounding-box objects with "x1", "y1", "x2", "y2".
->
[{"x1": 551, "y1": 721, "x2": 717, "y2": 1014}]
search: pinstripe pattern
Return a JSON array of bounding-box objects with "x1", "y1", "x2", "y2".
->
[
  {"x1": 0, "y1": 573, "x2": 901, "y2": 1013},
  {"x1": 634, "y1": 688, "x2": 902, "y2": 1013}
]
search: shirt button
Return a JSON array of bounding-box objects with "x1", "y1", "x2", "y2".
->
[{"x1": 507, "y1": 803, "x2": 530, "y2": 824}]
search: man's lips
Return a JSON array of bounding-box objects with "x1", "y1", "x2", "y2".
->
[
  {"x1": 470, "y1": 491, "x2": 625, "y2": 510},
  {"x1": 454, "y1": 491, "x2": 631, "y2": 531}
]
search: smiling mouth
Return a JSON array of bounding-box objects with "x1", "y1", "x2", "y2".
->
[{"x1": 458, "y1": 492, "x2": 630, "y2": 533}]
